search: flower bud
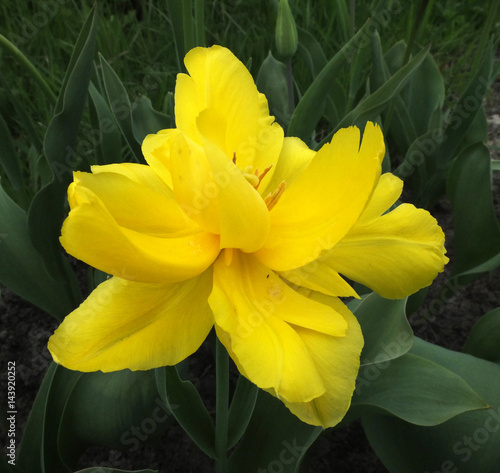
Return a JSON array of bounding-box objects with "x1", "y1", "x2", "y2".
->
[{"x1": 275, "y1": 0, "x2": 298, "y2": 58}]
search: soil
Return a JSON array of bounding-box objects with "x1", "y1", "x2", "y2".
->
[{"x1": 1, "y1": 82, "x2": 499, "y2": 473}]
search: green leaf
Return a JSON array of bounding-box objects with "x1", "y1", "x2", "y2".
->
[
  {"x1": 326, "y1": 45, "x2": 430, "y2": 142},
  {"x1": 228, "y1": 391, "x2": 321, "y2": 473},
  {"x1": 352, "y1": 353, "x2": 488, "y2": 426},
  {"x1": 17, "y1": 363, "x2": 82, "y2": 473},
  {"x1": 99, "y1": 54, "x2": 143, "y2": 162},
  {"x1": 351, "y1": 293, "x2": 413, "y2": 367},
  {"x1": 27, "y1": 7, "x2": 98, "y2": 303},
  {"x1": 296, "y1": 27, "x2": 327, "y2": 79},
  {"x1": 256, "y1": 52, "x2": 291, "y2": 128},
  {"x1": 227, "y1": 375, "x2": 258, "y2": 450},
  {"x1": 363, "y1": 338, "x2": 500, "y2": 473},
  {"x1": 288, "y1": 20, "x2": 374, "y2": 142},
  {"x1": 88, "y1": 81, "x2": 123, "y2": 165},
  {"x1": 59, "y1": 370, "x2": 170, "y2": 466},
  {"x1": 463, "y1": 308, "x2": 500, "y2": 364},
  {"x1": 447, "y1": 143, "x2": 500, "y2": 279},
  {"x1": 17, "y1": 363, "x2": 57, "y2": 473},
  {"x1": 386, "y1": 42, "x2": 444, "y2": 137},
  {"x1": 155, "y1": 366, "x2": 216, "y2": 459},
  {"x1": 0, "y1": 183, "x2": 76, "y2": 318},
  {"x1": 131, "y1": 95, "x2": 172, "y2": 144}
]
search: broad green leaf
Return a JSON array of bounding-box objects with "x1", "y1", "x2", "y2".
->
[
  {"x1": 155, "y1": 366, "x2": 216, "y2": 459},
  {"x1": 256, "y1": 52, "x2": 291, "y2": 128},
  {"x1": 17, "y1": 363, "x2": 57, "y2": 473},
  {"x1": 369, "y1": 31, "x2": 389, "y2": 92},
  {"x1": 447, "y1": 143, "x2": 500, "y2": 279},
  {"x1": 352, "y1": 353, "x2": 488, "y2": 426},
  {"x1": 463, "y1": 308, "x2": 500, "y2": 364},
  {"x1": 0, "y1": 183, "x2": 76, "y2": 318},
  {"x1": 363, "y1": 338, "x2": 500, "y2": 473},
  {"x1": 0, "y1": 112, "x2": 29, "y2": 207},
  {"x1": 27, "y1": 7, "x2": 98, "y2": 303},
  {"x1": 351, "y1": 293, "x2": 413, "y2": 367},
  {"x1": 296, "y1": 27, "x2": 327, "y2": 79},
  {"x1": 131, "y1": 95, "x2": 172, "y2": 144},
  {"x1": 296, "y1": 29, "x2": 345, "y2": 131},
  {"x1": 228, "y1": 391, "x2": 321, "y2": 473},
  {"x1": 346, "y1": 30, "x2": 372, "y2": 112},
  {"x1": 288, "y1": 20, "x2": 373, "y2": 142},
  {"x1": 394, "y1": 128, "x2": 439, "y2": 189},
  {"x1": 88, "y1": 81, "x2": 123, "y2": 165},
  {"x1": 17, "y1": 363, "x2": 82, "y2": 473},
  {"x1": 407, "y1": 51, "x2": 444, "y2": 135},
  {"x1": 227, "y1": 375, "x2": 258, "y2": 450},
  {"x1": 385, "y1": 41, "x2": 444, "y2": 137},
  {"x1": 459, "y1": 105, "x2": 489, "y2": 149},
  {"x1": 99, "y1": 54, "x2": 143, "y2": 162},
  {"x1": 59, "y1": 370, "x2": 169, "y2": 467},
  {"x1": 334, "y1": 45, "x2": 429, "y2": 135}
]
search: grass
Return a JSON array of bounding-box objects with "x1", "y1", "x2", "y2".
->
[{"x1": 0, "y1": 0, "x2": 497, "y2": 175}]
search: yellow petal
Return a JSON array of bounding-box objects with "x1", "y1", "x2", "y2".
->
[
  {"x1": 282, "y1": 292, "x2": 363, "y2": 428},
  {"x1": 261, "y1": 136, "x2": 315, "y2": 196},
  {"x1": 324, "y1": 203, "x2": 448, "y2": 299},
  {"x1": 284, "y1": 173, "x2": 402, "y2": 297},
  {"x1": 48, "y1": 272, "x2": 214, "y2": 372},
  {"x1": 61, "y1": 182, "x2": 220, "y2": 283},
  {"x1": 280, "y1": 264, "x2": 359, "y2": 298},
  {"x1": 357, "y1": 171, "x2": 403, "y2": 222},
  {"x1": 141, "y1": 128, "x2": 177, "y2": 188},
  {"x1": 256, "y1": 122, "x2": 385, "y2": 271},
  {"x1": 175, "y1": 45, "x2": 284, "y2": 191},
  {"x1": 166, "y1": 130, "x2": 221, "y2": 235},
  {"x1": 197, "y1": 110, "x2": 271, "y2": 251},
  {"x1": 70, "y1": 169, "x2": 196, "y2": 235},
  {"x1": 209, "y1": 250, "x2": 348, "y2": 403}
]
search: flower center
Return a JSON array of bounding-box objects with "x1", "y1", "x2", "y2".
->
[{"x1": 233, "y1": 152, "x2": 286, "y2": 210}]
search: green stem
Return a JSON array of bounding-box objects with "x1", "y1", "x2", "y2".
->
[
  {"x1": 215, "y1": 336, "x2": 229, "y2": 473},
  {"x1": 0, "y1": 33, "x2": 57, "y2": 103}
]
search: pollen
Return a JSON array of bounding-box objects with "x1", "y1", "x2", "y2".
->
[{"x1": 264, "y1": 181, "x2": 286, "y2": 211}]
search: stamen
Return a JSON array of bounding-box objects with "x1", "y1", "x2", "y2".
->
[
  {"x1": 232, "y1": 152, "x2": 237, "y2": 164},
  {"x1": 264, "y1": 181, "x2": 286, "y2": 211},
  {"x1": 243, "y1": 173, "x2": 260, "y2": 187},
  {"x1": 256, "y1": 164, "x2": 272, "y2": 187}
]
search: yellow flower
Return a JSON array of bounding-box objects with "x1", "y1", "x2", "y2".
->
[{"x1": 48, "y1": 46, "x2": 448, "y2": 428}]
